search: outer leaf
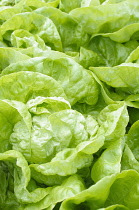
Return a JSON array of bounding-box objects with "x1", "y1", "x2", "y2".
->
[
  {"x1": 87, "y1": 36, "x2": 138, "y2": 67},
  {"x1": 105, "y1": 170, "x2": 139, "y2": 209},
  {"x1": 0, "y1": 12, "x2": 62, "y2": 51},
  {"x1": 0, "y1": 6, "x2": 20, "y2": 23},
  {"x1": 35, "y1": 6, "x2": 89, "y2": 51},
  {"x1": 27, "y1": 96, "x2": 71, "y2": 114},
  {"x1": 59, "y1": 0, "x2": 81, "y2": 13},
  {"x1": 41, "y1": 58, "x2": 99, "y2": 105},
  {"x1": 11, "y1": 29, "x2": 49, "y2": 50},
  {"x1": 73, "y1": 103, "x2": 128, "y2": 155},
  {"x1": 16, "y1": 0, "x2": 60, "y2": 10},
  {"x1": 30, "y1": 148, "x2": 92, "y2": 185},
  {"x1": 101, "y1": 23, "x2": 139, "y2": 43},
  {"x1": 0, "y1": 163, "x2": 22, "y2": 209},
  {"x1": 90, "y1": 63, "x2": 139, "y2": 95},
  {"x1": 0, "y1": 150, "x2": 51, "y2": 203},
  {"x1": 60, "y1": 170, "x2": 139, "y2": 210},
  {"x1": 91, "y1": 139, "x2": 123, "y2": 182},
  {"x1": 0, "y1": 48, "x2": 29, "y2": 72},
  {"x1": 24, "y1": 175, "x2": 85, "y2": 210},
  {"x1": 1, "y1": 57, "x2": 99, "y2": 105},
  {"x1": 98, "y1": 204, "x2": 129, "y2": 210},
  {"x1": 70, "y1": 0, "x2": 139, "y2": 34},
  {"x1": 125, "y1": 46, "x2": 139, "y2": 63},
  {"x1": 0, "y1": 99, "x2": 31, "y2": 153},
  {"x1": 126, "y1": 120, "x2": 139, "y2": 161},
  {"x1": 79, "y1": 46, "x2": 105, "y2": 69},
  {"x1": 98, "y1": 102, "x2": 129, "y2": 146},
  {"x1": 121, "y1": 144, "x2": 139, "y2": 173},
  {"x1": 0, "y1": 71, "x2": 66, "y2": 103}
]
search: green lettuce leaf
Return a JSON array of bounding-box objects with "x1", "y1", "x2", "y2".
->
[
  {"x1": 0, "y1": 162, "x2": 23, "y2": 209},
  {"x1": 0, "y1": 12, "x2": 62, "y2": 51},
  {"x1": 70, "y1": 0, "x2": 139, "y2": 34},
  {"x1": 1, "y1": 0, "x2": 139, "y2": 209},
  {"x1": 121, "y1": 144, "x2": 139, "y2": 173},
  {"x1": 1, "y1": 57, "x2": 99, "y2": 105},
  {"x1": 0, "y1": 6, "x2": 20, "y2": 24},
  {"x1": 0, "y1": 99, "x2": 31, "y2": 153},
  {"x1": 91, "y1": 138, "x2": 124, "y2": 182},
  {"x1": 97, "y1": 102, "x2": 129, "y2": 146},
  {"x1": 30, "y1": 148, "x2": 93, "y2": 185},
  {"x1": 0, "y1": 150, "x2": 50, "y2": 203},
  {"x1": 60, "y1": 170, "x2": 139, "y2": 210},
  {"x1": 27, "y1": 96, "x2": 71, "y2": 114},
  {"x1": 86, "y1": 36, "x2": 138, "y2": 67},
  {"x1": 16, "y1": 0, "x2": 60, "y2": 10},
  {"x1": 125, "y1": 46, "x2": 139, "y2": 63},
  {"x1": 23, "y1": 175, "x2": 85, "y2": 210},
  {"x1": 0, "y1": 71, "x2": 66, "y2": 102},
  {"x1": 93, "y1": 23, "x2": 139, "y2": 43},
  {"x1": 79, "y1": 46, "x2": 105, "y2": 69},
  {"x1": 59, "y1": 0, "x2": 81, "y2": 13},
  {"x1": 98, "y1": 204, "x2": 129, "y2": 210},
  {"x1": 90, "y1": 63, "x2": 139, "y2": 96},
  {"x1": 126, "y1": 120, "x2": 139, "y2": 161},
  {"x1": 35, "y1": 6, "x2": 89, "y2": 51},
  {"x1": 11, "y1": 29, "x2": 49, "y2": 50},
  {"x1": 10, "y1": 108, "x2": 93, "y2": 163},
  {"x1": 0, "y1": 48, "x2": 29, "y2": 71}
]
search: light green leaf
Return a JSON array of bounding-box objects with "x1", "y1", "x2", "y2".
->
[
  {"x1": 98, "y1": 204, "x2": 129, "y2": 210},
  {"x1": 11, "y1": 29, "x2": 49, "y2": 50},
  {"x1": 79, "y1": 46, "x2": 105, "y2": 69},
  {"x1": 126, "y1": 120, "x2": 139, "y2": 161},
  {"x1": 0, "y1": 99, "x2": 31, "y2": 153},
  {"x1": 24, "y1": 175, "x2": 85, "y2": 210},
  {"x1": 30, "y1": 148, "x2": 93, "y2": 184},
  {"x1": 91, "y1": 139, "x2": 123, "y2": 182},
  {"x1": 0, "y1": 48, "x2": 29, "y2": 71},
  {"x1": 1, "y1": 57, "x2": 99, "y2": 105},
  {"x1": 87, "y1": 36, "x2": 138, "y2": 67},
  {"x1": 0, "y1": 6, "x2": 20, "y2": 23},
  {"x1": 0, "y1": 150, "x2": 51, "y2": 203},
  {"x1": 70, "y1": 0, "x2": 139, "y2": 34},
  {"x1": 59, "y1": 0, "x2": 81, "y2": 13},
  {"x1": 125, "y1": 46, "x2": 139, "y2": 63},
  {"x1": 0, "y1": 71, "x2": 66, "y2": 103},
  {"x1": 90, "y1": 63, "x2": 139, "y2": 95},
  {"x1": 94, "y1": 23, "x2": 139, "y2": 43},
  {"x1": 27, "y1": 96, "x2": 71, "y2": 115},
  {"x1": 1, "y1": 12, "x2": 62, "y2": 51},
  {"x1": 35, "y1": 6, "x2": 89, "y2": 51},
  {"x1": 10, "y1": 109, "x2": 92, "y2": 163},
  {"x1": 105, "y1": 170, "x2": 139, "y2": 209},
  {"x1": 98, "y1": 102, "x2": 129, "y2": 146},
  {"x1": 121, "y1": 144, "x2": 139, "y2": 173},
  {"x1": 16, "y1": 0, "x2": 60, "y2": 10},
  {"x1": 60, "y1": 170, "x2": 139, "y2": 210}
]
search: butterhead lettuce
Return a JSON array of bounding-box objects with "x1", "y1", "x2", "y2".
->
[{"x1": 1, "y1": 0, "x2": 139, "y2": 209}]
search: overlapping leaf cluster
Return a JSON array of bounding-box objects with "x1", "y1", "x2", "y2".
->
[{"x1": 1, "y1": 0, "x2": 139, "y2": 209}]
